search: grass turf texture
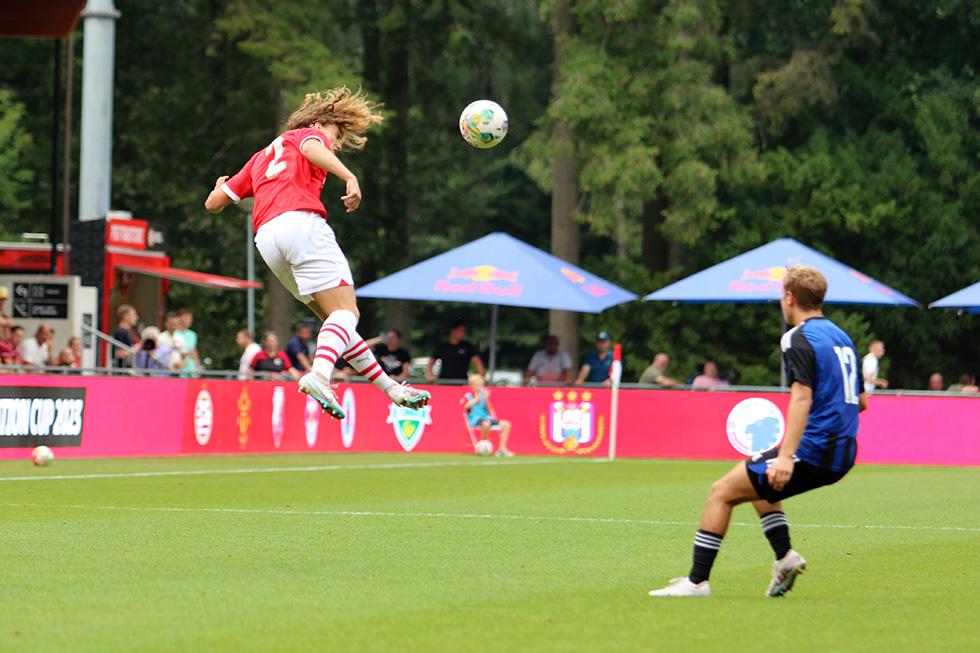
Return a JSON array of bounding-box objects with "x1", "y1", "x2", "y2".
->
[{"x1": 1, "y1": 454, "x2": 977, "y2": 652}]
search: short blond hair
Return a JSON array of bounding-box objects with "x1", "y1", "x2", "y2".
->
[
  {"x1": 783, "y1": 265, "x2": 827, "y2": 310},
  {"x1": 284, "y1": 86, "x2": 383, "y2": 150}
]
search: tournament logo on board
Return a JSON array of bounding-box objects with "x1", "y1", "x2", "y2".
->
[
  {"x1": 726, "y1": 398, "x2": 785, "y2": 456},
  {"x1": 236, "y1": 387, "x2": 252, "y2": 450},
  {"x1": 304, "y1": 396, "x2": 319, "y2": 448},
  {"x1": 539, "y1": 391, "x2": 604, "y2": 455},
  {"x1": 386, "y1": 404, "x2": 432, "y2": 452},
  {"x1": 340, "y1": 389, "x2": 356, "y2": 448},
  {"x1": 193, "y1": 388, "x2": 213, "y2": 446},
  {"x1": 271, "y1": 386, "x2": 286, "y2": 448}
]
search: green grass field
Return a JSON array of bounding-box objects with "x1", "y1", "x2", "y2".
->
[{"x1": 1, "y1": 453, "x2": 977, "y2": 652}]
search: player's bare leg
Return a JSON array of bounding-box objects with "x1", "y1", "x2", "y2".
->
[
  {"x1": 306, "y1": 286, "x2": 430, "y2": 411},
  {"x1": 753, "y1": 498, "x2": 806, "y2": 597},
  {"x1": 651, "y1": 462, "x2": 759, "y2": 597}
]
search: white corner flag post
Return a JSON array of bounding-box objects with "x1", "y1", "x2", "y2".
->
[{"x1": 609, "y1": 344, "x2": 623, "y2": 461}]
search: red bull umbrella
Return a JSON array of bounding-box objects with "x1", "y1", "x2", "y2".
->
[
  {"x1": 930, "y1": 280, "x2": 980, "y2": 314},
  {"x1": 357, "y1": 232, "x2": 637, "y2": 375},
  {"x1": 644, "y1": 238, "x2": 919, "y2": 307},
  {"x1": 358, "y1": 232, "x2": 636, "y2": 312}
]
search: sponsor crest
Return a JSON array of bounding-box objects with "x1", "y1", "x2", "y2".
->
[
  {"x1": 386, "y1": 404, "x2": 432, "y2": 452},
  {"x1": 236, "y1": 387, "x2": 252, "y2": 450},
  {"x1": 539, "y1": 391, "x2": 604, "y2": 455},
  {"x1": 194, "y1": 388, "x2": 213, "y2": 446},
  {"x1": 304, "y1": 396, "x2": 319, "y2": 448},
  {"x1": 340, "y1": 389, "x2": 356, "y2": 448},
  {"x1": 271, "y1": 387, "x2": 286, "y2": 448},
  {"x1": 726, "y1": 398, "x2": 785, "y2": 455}
]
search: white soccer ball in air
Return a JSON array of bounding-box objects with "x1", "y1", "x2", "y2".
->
[
  {"x1": 475, "y1": 439, "x2": 494, "y2": 456},
  {"x1": 31, "y1": 446, "x2": 54, "y2": 466},
  {"x1": 459, "y1": 100, "x2": 508, "y2": 149}
]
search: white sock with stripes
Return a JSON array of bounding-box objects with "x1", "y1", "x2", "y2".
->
[
  {"x1": 342, "y1": 337, "x2": 397, "y2": 394},
  {"x1": 312, "y1": 310, "x2": 358, "y2": 380}
]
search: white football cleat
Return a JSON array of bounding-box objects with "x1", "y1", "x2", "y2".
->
[
  {"x1": 766, "y1": 549, "x2": 807, "y2": 597},
  {"x1": 298, "y1": 372, "x2": 345, "y2": 420},
  {"x1": 648, "y1": 577, "x2": 711, "y2": 597},
  {"x1": 494, "y1": 447, "x2": 515, "y2": 458},
  {"x1": 386, "y1": 383, "x2": 431, "y2": 409}
]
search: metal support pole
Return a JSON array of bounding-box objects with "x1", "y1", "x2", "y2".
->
[{"x1": 247, "y1": 214, "x2": 255, "y2": 338}]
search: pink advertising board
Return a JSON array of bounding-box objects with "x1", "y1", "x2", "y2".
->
[{"x1": 1, "y1": 375, "x2": 977, "y2": 466}]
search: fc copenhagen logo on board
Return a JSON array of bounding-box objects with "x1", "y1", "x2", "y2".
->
[
  {"x1": 194, "y1": 388, "x2": 214, "y2": 445},
  {"x1": 539, "y1": 391, "x2": 604, "y2": 455},
  {"x1": 340, "y1": 389, "x2": 356, "y2": 448},
  {"x1": 386, "y1": 405, "x2": 432, "y2": 452},
  {"x1": 726, "y1": 398, "x2": 785, "y2": 456}
]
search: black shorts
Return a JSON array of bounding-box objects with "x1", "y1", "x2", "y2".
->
[{"x1": 745, "y1": 447, "x2": 850, "y2": 503}]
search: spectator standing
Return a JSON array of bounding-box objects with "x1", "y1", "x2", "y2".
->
[
  {"x1": 251, "y1": 331, "x2": 300, "y2": 381},
  {"x1": 862, "y1": 340, "x2": 887, "y2": 394},
  {"x1": 18, "y1": 324, "x2": 54, "y2": 367},
  {"x1": 175, "y1": 308, "x2": 199, "y2": 377},
  {"x1": 112, "y1": 304, "x2": 139, "y2": 368},
  {"x1": 2, "y1": 325, "x2": 25, "y2": 368},
  {"x1": 692, "y1": 361, "x2": 730, "y2": 389},
  {"x1": 155, "y1": 312, "x2": 186, "y2": 372},
  {"x1": 69, "y1": 336, "x2": 83, "y2": 368},
  {"x1": 373, "y1": 329, "x2": 411, "y2": 381},
  {"x1": 928, "y1": 373, "x2": 944, "y2": 392},
  {"x1": 575, "y1": 331, "x2": 613, "y2": 388},
  {"x1": 285, "y1": 322, "x2": 314, "y2": 372},
  {"x1": 524, "y1": 334, "x2": 573, "y2": 385},
  {"x1": 639, "y1": 353, "x2": 682, "y2": 387},
  {"x1": 426, "y1": 321, "x2": 484, "y2": 382},
  {"x1": 236, "y1": 329, "x2": 263, "y2": 380},
  {"x1": 948, "y1": 373, "x2": 979, "y2": 393},
  {"x1": 136, "y1": 326, "x2": 168, "y2": 375}
]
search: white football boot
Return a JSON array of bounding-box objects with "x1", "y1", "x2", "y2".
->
[
  {"x1": 298, "y1": 372, "x2": 345, "y2": 420},
  {"x1": 766, "y1": 549, "x2": 807, "y2": 597},
  {"x1": 386, "y1": 383, "x2": 431, "y2": 410},
  {"x1": 648, "y1": 577, "x2": 711, "y2": 597}
]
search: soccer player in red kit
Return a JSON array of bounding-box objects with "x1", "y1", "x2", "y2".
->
[{"x1": 204, "y1": 87, "x2": 430, "y2": 418}]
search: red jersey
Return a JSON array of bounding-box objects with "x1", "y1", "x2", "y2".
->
[{"x1": 222, "y1": 128, "x2": 332, "y2": 231}]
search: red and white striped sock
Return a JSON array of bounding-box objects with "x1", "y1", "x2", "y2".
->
[
  {"x1": 343, "y1": 337, "x2": 397, "y2": 394},
  {"x1": 312, "y1": 310, "x2": 357, "y2": 379}
]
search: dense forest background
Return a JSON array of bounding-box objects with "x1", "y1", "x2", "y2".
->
[{"x1": 1, "y1": 0, "x2": 979, "y2": 388}]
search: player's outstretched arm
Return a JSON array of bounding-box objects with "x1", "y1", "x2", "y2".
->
[
  {"x1": 205, "y1": 176, "x2": 233, "y2": 213},
  {"x1": 301, "y1": 139, "x2": 362, "y2": 212}
]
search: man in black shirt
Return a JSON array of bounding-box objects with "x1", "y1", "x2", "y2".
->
[
  {"x1": 373, "y1": 329, "x2": 411, "y2": 380},
  {"x1": 426, "y1": 321, "x2": 484, "y2": 382}
]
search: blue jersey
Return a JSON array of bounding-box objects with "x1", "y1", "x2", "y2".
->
[
  {"x1": 582, "y1": 350, "x2": 613, "y2": 383},
  {"x1": 781, "y1": 318, "x2": 862, "y2": 472}
]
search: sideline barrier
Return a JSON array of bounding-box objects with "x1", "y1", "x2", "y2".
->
[{"x1": 0, "y1": 375, "x2": 977, "y2": 466}]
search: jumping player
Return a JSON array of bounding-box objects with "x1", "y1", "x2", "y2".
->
[
  {"x1": 204, "y1": 87, "x2": 430, "y2": 418},
  {"x1": 649, "y1": 265, "x2": 867, "y2": 597}
]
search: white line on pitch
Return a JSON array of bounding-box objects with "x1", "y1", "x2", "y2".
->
[
  {"x1": 0, "y1": 457, "x2": 605, "y2": 483},
  {"x1": 2, "y1": 502, "x2": 977, "y2": 533}
]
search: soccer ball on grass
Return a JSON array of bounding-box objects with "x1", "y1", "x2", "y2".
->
[
  {"x1": 475, "y1": 439, "x2": 494, "y2": 456},
  {"x1": 459, "y1": 100, "x2": 508, "y2": 149},
  {"x1": 31, "y1": 445, "x2": 54, "y2": 466}
]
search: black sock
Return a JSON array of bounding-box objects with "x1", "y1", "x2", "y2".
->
[
  {"x1": 689, "y1": 530, "x2": 723, "y2": 584},
  {"x1": 760, "y1": 511, "x2": 791, "y2": 560}
]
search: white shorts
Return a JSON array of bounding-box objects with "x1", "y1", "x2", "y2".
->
[{"x1": 254, "y1": 211, "x2": 354, "y2": 303}]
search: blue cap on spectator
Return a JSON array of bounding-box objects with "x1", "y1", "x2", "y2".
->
[{"x1": 596, "y1": 330, "x2": 611, "y2": 341}]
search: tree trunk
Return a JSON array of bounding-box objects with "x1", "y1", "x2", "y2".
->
[
  {"x1": 381, "y1": 0, "x2": 412, "y2": 347},
  {"x1": 549, "y1": 0, "x2": 581, "y2": 366},
  {"x1": 267, "y1": 92, "x2": 297, "y2": 339},
  {"x1": 641, "y1": 196, "x2": 670, "y2": 274}
]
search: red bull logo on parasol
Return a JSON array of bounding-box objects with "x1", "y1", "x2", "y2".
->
[
  {"x1": 729, "y1": 266, "x2": 787, "y2": 294},
  {"x1": 434, "y1": 265, "x2": 523, "y2": 297}
]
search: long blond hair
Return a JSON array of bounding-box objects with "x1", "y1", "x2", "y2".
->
[{"x1": 285, "y1": 86, "x2": 384, "y2": 150}]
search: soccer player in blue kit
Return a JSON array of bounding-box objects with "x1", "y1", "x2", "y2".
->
[{"x1": 650, "y1": 265, "x2": 867, "y2": 597}]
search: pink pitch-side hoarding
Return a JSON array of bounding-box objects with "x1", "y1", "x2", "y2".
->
[{"x1": 0, "y1": 375, "x2": 978, "y2": 466}]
